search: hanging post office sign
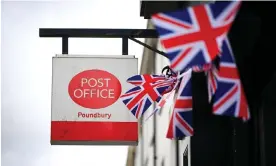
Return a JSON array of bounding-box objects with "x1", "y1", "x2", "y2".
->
[{"x1": 51, "y1": 55, "x2": 138, "y2": 145}]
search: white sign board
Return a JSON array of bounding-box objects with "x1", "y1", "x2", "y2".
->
[{"x1": 51, "y1": 55, "x2": 138, "y2": 145}]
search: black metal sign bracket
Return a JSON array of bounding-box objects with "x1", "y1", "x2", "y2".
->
[{"x1": 39, "y1": 28, "x2": 165, "y2": 56}]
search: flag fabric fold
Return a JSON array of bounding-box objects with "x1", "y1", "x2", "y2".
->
[{"x1": 212, "y1": 38, "x2": 250, "y2": 120}]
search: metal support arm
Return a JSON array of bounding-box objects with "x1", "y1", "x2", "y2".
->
[
  {"x1": 39, "y1": 28, "x2": 164, "y2": 56},
  {"x1": 128, "y1": 37, "x2": 167, "y2": 57}
]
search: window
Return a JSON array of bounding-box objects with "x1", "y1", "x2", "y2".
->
[
  {"x1": 150, "y1": 135, "x2": 155, "y2": 146},
  {"x1": 183, "y1": 146, "x2": 188, "y2": 166},
  {"x1": 161, "y1": 158, "x2": 165, "y2": 166}
]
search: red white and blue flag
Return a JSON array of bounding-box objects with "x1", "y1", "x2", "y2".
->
[
  {"x1": 167, "y1": 70, "x2": 193, "y2": 139},
  {"x1": 192, "y1": 63, "x2": 212, "y2": 72},
  {"x1": 126, "y1": 74, "x2": 176, "y2": 95},
  {"x1": 191, "y1": 63, "x2": 217, "y2": 102},
  {"x1": 206, "y1": 66, "x2": 218, "y2": 102},
  {"x1": 212, "y1": 38, "x2": 250, "y2": 120},
  {"x1": 151, "y1": 1, "x2": 241, "y2": 72},
  {"x1": 144, "y1": 79, "x2": 179, "y2": 121},
  {"x1": 120, "y1": 75, "x2": 173, "y2": 119},
  {"x1": 120, "y1": 1, "x2": 250, "y2": 140},
  {"x1": 126, "y1": 74, "x2": 167, "y2": 86}
]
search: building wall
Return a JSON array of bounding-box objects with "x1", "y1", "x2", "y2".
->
[
  {"x1": 133, "y1": 106, "x2": 155, "y2": 166},
  {"x1": 134, "y1": 134, "x2": 142, "y2": 166},
  {"x1": 143, "y1": 105, "x2": 155, "y2": 166},
  {"x1": 127, "y1": 20, "x2": 192, "y2": 166}
]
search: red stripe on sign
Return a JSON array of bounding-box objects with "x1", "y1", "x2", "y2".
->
[{"x1": 51, "y1": 121, "x2": 138, "y2": 141}]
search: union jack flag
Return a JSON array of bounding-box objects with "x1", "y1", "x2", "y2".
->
[
  {"x1": 192, "y1": 63, "x2": 212, "y2": 72},
  {"x1": 151, "y1": 1, "x2": 241, "y2": 72},
  {"x1": 126, "y1": 74, "x2": 167, "y2": 86},
  {"x1": 212, "y1": 38, "x2": 250, "y2": 120},
  {"x1": 120, "y1": 75, "x2": 173, "y2": 119},
  {"x1": 207, "y1": 67, "x2": 218, "y2": 102},
  {"x1": 167, "y1": 70, "x2": 193, "y2": 139},
  {"x1": 191, "y1": 63, "x2": 218, "y2": 102},
  {"x1": 145, "y1": 80, "x2": 179, "y2": 121},
  {"x1": 127, "y1": 74, "x2": 176, "y2": 94}
]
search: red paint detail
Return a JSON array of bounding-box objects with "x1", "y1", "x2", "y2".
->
[
  {"x1": 68, "y1": 69, "x2": 122, "y2": 109},
  {"x1": 51, "y1": 121, "x2": 138, "y2": 141}
]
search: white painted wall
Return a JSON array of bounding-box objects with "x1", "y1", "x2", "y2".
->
[
  {"x1": 134, "y1": 135, "x2": 142, "y2": 166},
  {"x1": 143, "y1": 105, "x2": 154, "y2": 166},
  {"x1": 134, "y1": 105, "x2": 155, "y2": 166}
]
